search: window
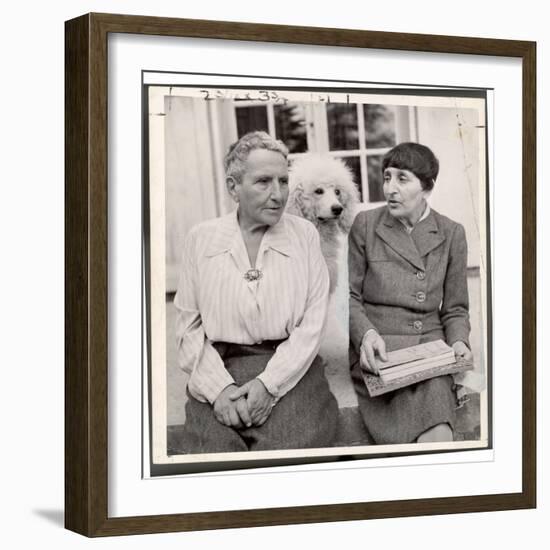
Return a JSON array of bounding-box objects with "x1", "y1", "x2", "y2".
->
[{"x1": 233, "y1": 99, "x2": 415, "y2": 202}]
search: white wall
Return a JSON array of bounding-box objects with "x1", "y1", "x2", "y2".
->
[
  {"x1": 418, "y1": 106, "x2": 482, "y2": 267},
  {"x1": 1, "y1": 1, "x2": 546, "y2": 549}
]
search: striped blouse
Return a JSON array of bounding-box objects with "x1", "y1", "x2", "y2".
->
[{"x1": 174, "y1": 209, "x2": 330, "y2": 404}]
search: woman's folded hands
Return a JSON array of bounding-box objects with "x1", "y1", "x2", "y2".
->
[{"x1": 213, "y1": 380, "x2": 276, "y2": 428}]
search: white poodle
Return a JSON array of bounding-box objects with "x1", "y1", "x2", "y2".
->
[{"x1": 287, "y1": 154, "x2": 359, "y2": 293}]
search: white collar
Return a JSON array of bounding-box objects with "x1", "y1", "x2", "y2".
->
[
  {"x1": 205, "y1": 209, "x2": 292, "y2": 258},
  {"x1": 398, "y1": 202, "x2": 431, "y2": 234}
]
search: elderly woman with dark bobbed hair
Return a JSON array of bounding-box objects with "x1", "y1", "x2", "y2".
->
[
  {"x1": 174, "y1": 131, "x2": 338, "y2": 453},
  {"x1": 348, "y1": 142, "x2": 473, "y2": 444}
]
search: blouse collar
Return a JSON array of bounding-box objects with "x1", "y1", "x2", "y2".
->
[
  {"x1": 397, "y1": 202, "x2": 431, "y2": 234},
  {"x1": 206, "y1": 209, "x2": 292, "y2": 258}
]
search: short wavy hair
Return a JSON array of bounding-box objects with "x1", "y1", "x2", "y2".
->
[
  {"x1": 382, "y1": 142, "x2": 439, "y2": 191},
  {"x1": 224, "y1": 131, "x2": 289, "y2": 183}
]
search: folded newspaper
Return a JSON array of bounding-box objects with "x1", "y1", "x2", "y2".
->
[{"x1": 361, "y1": 339, "x2": 474, "y2": 397}]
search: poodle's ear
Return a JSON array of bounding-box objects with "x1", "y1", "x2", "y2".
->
[
  {"x1": 286, "y1": 183, "x2": 304, "y2": 215},
  {"x1": 337, "y1": 183, "x2": 360, "y2": 233},
  {"x1": 338, "y1": 204, "x2": 358, "y2": 233},
  {"x1": 288, "y1": 183, "x2": 318, "y2": 224}
]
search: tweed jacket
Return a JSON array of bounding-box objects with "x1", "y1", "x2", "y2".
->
[{"x1": 349, "y1": 205, "x2": 471, "y2": 357}]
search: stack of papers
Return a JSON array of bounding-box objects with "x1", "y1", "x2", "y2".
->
[
  {"x1": 377, "y1": 340, "x2": 456, "y2": 383},
  {"x1": 361, "y1": 339, "x2": 474, "y2": 397}
]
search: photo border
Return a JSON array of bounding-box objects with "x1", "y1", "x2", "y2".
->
[
  {"x1": 65, "y1": 12, "x2": 536, "y2": 536},
  {"x1": 145, "y1": 81, "x2": 491, "y2": 470}
]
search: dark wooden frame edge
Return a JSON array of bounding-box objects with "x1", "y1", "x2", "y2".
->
[{"x1": 65, "y1": 12, "x2": 537, "y2": 537}]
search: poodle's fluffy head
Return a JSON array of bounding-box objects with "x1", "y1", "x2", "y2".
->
[{"x1": 287, "y1": 154, "x2": 359, "y2": 233}]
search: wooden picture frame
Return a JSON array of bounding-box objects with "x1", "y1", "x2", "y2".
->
[{"x1": 65, "y1": 12, "x2": 536, "y2": 537}]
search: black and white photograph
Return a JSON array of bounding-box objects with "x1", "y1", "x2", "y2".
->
[{"x1": 145, "y1": 79, "x2": 490, "y2": 469}]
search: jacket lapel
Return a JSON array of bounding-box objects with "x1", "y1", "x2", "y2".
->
[
  {"x1": 413, "y1": 211, "x2": 445, "y2": 258},
  {"x1": 375, "y1": 210, "x2": 425, "y2": 270}
]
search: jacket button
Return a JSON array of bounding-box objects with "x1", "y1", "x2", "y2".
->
[
  {"x1": 413, "y1": 320, "x2": 423, "y2": 331},
  {"x1": 416, "y1": 270, "x2": 426, "y2": 280},
  {"x1": 416, "y1": 291, "x2": 426, "y2": 303}
]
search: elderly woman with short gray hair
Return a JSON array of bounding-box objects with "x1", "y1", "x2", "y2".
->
[{"x1": 174, "y1": 131, "x2": 338, "y2": 453}]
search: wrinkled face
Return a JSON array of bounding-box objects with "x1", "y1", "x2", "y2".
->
[
  {"x1": 383, "y1": 167, "x2": 428, "y2": 223},
  {"x1": 229, "y1": 149, "x2": 289, "y2": 229}
]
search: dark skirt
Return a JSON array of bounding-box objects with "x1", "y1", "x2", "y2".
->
[
  {"x1": 351, "y1": 364, "x2": 456, "y2": 444},
  {"x1": 177, "y1": 341, "x2": 339, "y2": 453},
  {"x1": 350, "y1": 334, "x2": 457, "y2": 444}
]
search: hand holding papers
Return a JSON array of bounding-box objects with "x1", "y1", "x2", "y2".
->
[{"x1": 361, "y1": 339, "x2": 474, "y2": 397}]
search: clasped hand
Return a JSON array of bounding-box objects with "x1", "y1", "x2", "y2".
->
[
  {"x1": 451, "y1": 340, "x2": 473, "y2": 362},
  {"x1": 213, "y1": 379, "x2": 275, "y2": 429}
]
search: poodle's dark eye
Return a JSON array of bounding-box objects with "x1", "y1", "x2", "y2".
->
[
  {"x1": 334, "y1": 189, "x2": 341, "y2": 196},
  {"x1": 314, "y1": 188, "x2": 324, "y2": 195}
]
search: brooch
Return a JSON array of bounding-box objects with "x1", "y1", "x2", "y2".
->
[{"x1": 244, "y1": 269, "x2": 263, "y2": 282}]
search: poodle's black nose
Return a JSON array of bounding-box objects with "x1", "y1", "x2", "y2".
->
[{"x1": 331, "y1": 204, "x2": 343, "y2": 216}]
